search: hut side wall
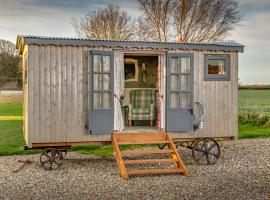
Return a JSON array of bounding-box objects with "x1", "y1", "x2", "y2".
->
[
  {"x1": 169, "y1": 50, "x2": 238, "y2": 139},
  {"x1": 22, "y1": 46, "x2": 29, "y2": 146},
  {"x1": 25, "y1": 45, "x2": 238, "y2": 146}
]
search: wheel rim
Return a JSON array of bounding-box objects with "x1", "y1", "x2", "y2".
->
[
  {"x1": 192, "y1": 138, "x2": 220, "y2": 165},
  {"x1": 40, "y1": 150, "x2": 64, "y2": 170}
]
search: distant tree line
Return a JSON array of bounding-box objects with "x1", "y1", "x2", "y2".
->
[
  {"x1": 72, "y1": 0, "x2": 240, "y2": 42},
  {"x1": 0, "y1": 39, "x2": 22, "y2": 88}
]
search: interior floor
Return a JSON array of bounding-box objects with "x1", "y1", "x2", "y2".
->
[{"x1": 123, "y1": 126, "x2": 158, "y2": 132}]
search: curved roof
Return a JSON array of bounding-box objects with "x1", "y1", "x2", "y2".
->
[{"x1": 16, "y1": 35, "x2": 244, "y2": 55}]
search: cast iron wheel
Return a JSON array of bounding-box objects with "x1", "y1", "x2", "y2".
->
[
  {"x1": 192, "y1": 138, "x2": 220, "y2": 165},
  {"x1": 157, "y1": 144, "x2": 167, "y2": 150},
  {"x1": 60, "y1": 149, "x2": 68, "y2": 158},
  {"x1": 40, "y1": 149, "x2": 64, "y2": 170}
]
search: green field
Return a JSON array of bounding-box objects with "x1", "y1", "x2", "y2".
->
[
  {"x1": 239, "y1": 89, "x2": 270, "y2": 114},
  {"x1": 0, "y1": 89, "x2": 270, "y2": 156}
]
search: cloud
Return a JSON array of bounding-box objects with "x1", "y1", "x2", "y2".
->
[
  {"x1": 0, "y1": 0, "x2": 269, "y2": 84},
  {"x1": 238, "y1": 0, "x2": 270, "y2": 6},
  {"x1": 230, "y1": 8, "x2": 270, "y2": 84},
  {"x1": 0, "y1": 0, "x2": 139, "y2": 43}
]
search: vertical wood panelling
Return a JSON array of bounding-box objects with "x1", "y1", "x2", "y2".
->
[
  {"x1": 77, "y1": 47, "x2": 83, "y2": 141},
  {"x1": 50, "y1": 46, "x2": 57, "y2": 141},
  {"x1": 26, "y1": 45, "x2": 239, "y2": 145},
  {"x1": 56, "y1": 47, "x2": 62, "y2": 141},
  {"x1": 61, "y1": 46, "x2": 67, "y2": 142},
  {"x1": 23, "y1": 46, "x2": 29, "y2": 146},
  {"x1": 232, "y1": 52, "x2": 238, "y2": 137},
  {"x1": 33, "y1": 46, "x2": 40, "y2": 142},
  {"x1": 27, "y1": 45, "x2": 34, "y2": 144},
  {"x1": 66, "y1": 46, "x2": 72, "y2": 140},
  {"x1": 82, "y1": 46, "x2": 89, "y2": 140},
  {"x1": 44, "y1": 46, "x2": 51, "y2": 142},
  {"x1": 39, "y1": 46, "x2": 45, "y2": 142},
  {"x1": 70, "y1": 47, "x2": 78, "y2": 141}
]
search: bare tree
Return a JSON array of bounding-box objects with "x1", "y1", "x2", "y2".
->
[
  {"x1": 172, "y1": 0, "x2": 240, "y2": 42},
  {"x1": 136, "y1": 0, "x2": 173, "y2": 42},
  {"x1": 72, "y1": 4, "x2": 134, "y2": 40},
  {"x1": 0, "y1": 39, "x2": 18, "y2": 56},
  {"x1": 136, "y1": 0, "x2": 240, "y2": 42}
]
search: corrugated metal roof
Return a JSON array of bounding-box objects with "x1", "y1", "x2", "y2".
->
[{"x1": 16, "y1": 35, "x2": 244, "y2": 54}]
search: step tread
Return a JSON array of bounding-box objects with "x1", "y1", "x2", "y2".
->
[
  {"x1": 121, "y1": 149, "x2": 174, "y2": 155},
  {"x1": 128, "y1": 168, "x2": 184, "y2": 175},
  {"x1": 124, "y1": 158, "x2": 177, "y2": 165},
  {"x1": 117, "y1": 140, "x2": 170, "y2": 145}
]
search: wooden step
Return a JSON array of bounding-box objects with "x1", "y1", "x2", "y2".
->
[
  {"x1": 117, "y1": 140, "x2": 170, "y2": 145},
  {"x1": 124, "y1": 159, "x2": 176, "y2": 165},
  {"x1": 121, "y1": 149, "x2": 174, "y2": 155},
  {"x1": 128, "y1": 168, "x2": 184, "y2": 175},
  {"x1": 114, "y1": 132, "x2": 168, "y2": 145},
  {"x1": 112, "y1": 132, "x2": 188, "y2": 179}
]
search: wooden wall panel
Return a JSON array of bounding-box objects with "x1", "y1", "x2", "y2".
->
[
  {"x1": 61, "y1": 46, "x2": 67, "y2": 142},
  {"x1": 27, "y1": 45, "x2": 34, "y2": 145},
  {"x1": 26, "y1": 46, "x2": 238, "y2": 145},
  {"x1": 55, "y1": 46, "x2": 62, "y2": 141}
]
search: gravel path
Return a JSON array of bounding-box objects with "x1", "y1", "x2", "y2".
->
[{"x1": 0, "y1": 138, "x2": 270, "y2": 200}]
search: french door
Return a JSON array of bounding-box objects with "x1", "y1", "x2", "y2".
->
[
  {"x1": 166, "y1": 53, "x2": 194, "y2": 132},
  {"x1": 89, "y1": 51, "x2": 114, "y2": 134}
]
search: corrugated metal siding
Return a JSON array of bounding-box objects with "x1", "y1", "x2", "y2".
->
[{"x1": 17, "y1": 35, "x2": 244, "y2": 54}]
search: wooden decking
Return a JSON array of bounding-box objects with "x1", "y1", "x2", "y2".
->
[{"x1": 112, "y1": 132, "x2": 188, "y2": 179}]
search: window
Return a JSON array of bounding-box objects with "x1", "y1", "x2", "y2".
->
[
  {"x1": 92, "y1": 54, "x2": 112, "y2": 110},
  {"x1": 169, "y1": 56, "x2": 192, "y2": 109},
  {"x1": 204, "y1": 54, "x2": 230, "y2": 81}
]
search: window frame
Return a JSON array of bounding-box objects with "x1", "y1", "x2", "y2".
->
[
  {"x1": 204, "y1": 54, "x2": 230, "y2": 81},
  {"x1": 90, "y1": 51, "x2": 113, "y2": 111},
  {"x1": 167, "y1": 53, "x2": 194, "y2": 110}
]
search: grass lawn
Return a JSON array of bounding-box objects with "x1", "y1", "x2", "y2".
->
[
  {"x1": 239, "y1": 89, "x2": 270, "y2": 114},
  {"x1": 238, "y1": 125, "x2": 270, "y2": 139},
  {"x1": 0, "y1": 97, "x2": 270, "y2": 157}
]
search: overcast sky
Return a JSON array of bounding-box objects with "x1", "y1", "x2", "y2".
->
[{"x1": 0, "y1": 0, "x2": 269, "y2": 84}]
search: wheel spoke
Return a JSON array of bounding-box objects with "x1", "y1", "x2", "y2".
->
[
  {"x1": 206, "y1": 154, "x2": 210, "y2": 165},
  {"x1": 206, "y1": 142, "x2": 216, "y2": 153}
]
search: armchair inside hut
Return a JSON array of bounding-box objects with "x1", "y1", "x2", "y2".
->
[{"x1": 128, "y1": 90, "x2": 156, "y2": 127}]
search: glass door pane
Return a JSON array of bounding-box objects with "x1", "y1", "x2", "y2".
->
[
  {"x1": 181, "y1": 58, "x2": 190, "y2": 73},
  {"x1": 103, "y1": 93, "x2": 111, "y2": 109},
  {"x1": 103, "y1": 74, "x2": 110, "y2": 90},
  {"x1": 170, "y1": 92, "x2": 179, "y2": 108},
  {"x1": 180, "y1": 75, "x2": 190, "y2": 92},
  {"x1": 180, "y1": 93, "x2": 190, "y2": 108},
  {"x1": 170, "y1": 75, "x2": 179, "y2": 90},
  {"x1": 171, "y1": 58, "x2": 179, "y2": 73},
  {"x1": 103, "y1": 56, "x2": 111, "y2": 72},
  {"x1": 93, "y1": 93, "x2": 101, "y2": 109},
  {"x1": 93, "y1": 74, "x2": 102, "y2": 90},
  {"x1": 93, "y1": 55, "x2": 102, "y2": 72}
]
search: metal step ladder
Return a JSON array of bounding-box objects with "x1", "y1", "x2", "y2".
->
[{"x1": 112, "y1": 132, "x2": 188, "y2": 179}]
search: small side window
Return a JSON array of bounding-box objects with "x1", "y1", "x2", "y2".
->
[{"x1": 204, "y1": 54, "x2": 230, "y2": 81}]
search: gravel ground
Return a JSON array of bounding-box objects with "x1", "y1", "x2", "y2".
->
[{"x1": 0, "y1": 138, "x2": 270, "y2": 200}]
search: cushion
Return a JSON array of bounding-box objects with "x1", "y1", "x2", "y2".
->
[
  {"x1": 132, "y1": 107, "x2": 150, "y2": 114},
  {"x1": 131, "y1": 90, "x2": 156, "y2": 108}
]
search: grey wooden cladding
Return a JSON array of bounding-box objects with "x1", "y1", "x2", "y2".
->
[
  {"x1": 170, "y1": 50, "x2": 238, "y2": 139},
  {"x1": 25, "y1": 44, "x2": 238, "y2": 146}
]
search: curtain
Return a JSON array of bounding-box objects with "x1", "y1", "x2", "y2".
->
[
  {"x1": 114, "y1": 51, "x2": 125, "y2": 131},
  {"x1": 158, "y1": 54, "x2": 166, "y2": 131}
]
